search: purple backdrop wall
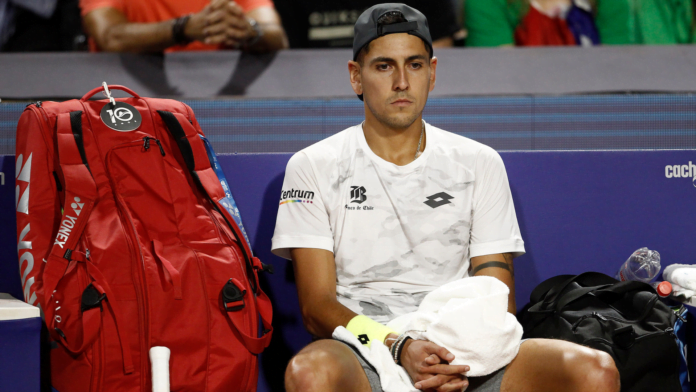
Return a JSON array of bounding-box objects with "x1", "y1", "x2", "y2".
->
[{"x1": 2, "y1": 150, "x2": 696, "y2": 391}]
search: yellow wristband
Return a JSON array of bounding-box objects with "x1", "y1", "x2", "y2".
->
[{"x1": 346, "y1": 315, "x2": 396, "y2": 348}]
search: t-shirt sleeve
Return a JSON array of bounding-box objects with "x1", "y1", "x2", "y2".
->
[
  {"x1": 469, "y1": 148, "x2": 525, "y2": 258},
  {"x1": 238, "y1": 0, "x2": 275, "y2": 12},
  {"x1": 271, "y1": 152, "x2": 334, "y2": 260},
  {"x1": 80, "y1": 0, "x2": 121, "y2": 16}
]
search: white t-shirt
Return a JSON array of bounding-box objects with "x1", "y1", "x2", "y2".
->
[{"x1": 271, "y1": 123, "x2": 525, "y2": 323}]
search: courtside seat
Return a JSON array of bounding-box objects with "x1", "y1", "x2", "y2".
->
[{"x1": 0, "y1": 293, "x2": 41, "y2": 392}]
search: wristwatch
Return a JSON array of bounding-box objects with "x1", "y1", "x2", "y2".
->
[
  {"x1": 172, "y1": 14, "x2": 192, "y2": 45},
  {"x1": 245, "y1": 17, "x2": 264, "y2": 47}
]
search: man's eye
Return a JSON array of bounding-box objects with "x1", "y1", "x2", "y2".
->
[
  {"x1": 377, "y1": 64, "x2": 390, "y2": 70},
  {"x1": 410, "y1": 63, "x2": 423, "y2": 69}
]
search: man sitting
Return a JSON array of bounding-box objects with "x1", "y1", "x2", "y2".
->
[{"x1": 272, "y1": 4, "x2": 620, "y2": 392}]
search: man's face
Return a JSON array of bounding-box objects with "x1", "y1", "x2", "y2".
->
[{"x1": 350, "y1": 33, "x2": 437, "y2": 130}]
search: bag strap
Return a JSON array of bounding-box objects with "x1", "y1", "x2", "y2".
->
[
  {"x1": 554, "y1": 276, "x2": 654, "y2": 312},
  {"x1": 529, "y1": 272, "x2": 618, "y2": 313},
  {"x1": 42, "y1": 112, "x2": 98, "y2": 302},
  {"x1": 222, "y1": 278, "x2": 273, "y2": 354},
  {"x1": 156, "y1": 110, "x2": 273, "y2": 353},
  {"x1": 156, "y1": 111, "x2": 257, "y2": 277},
  {"x1": 45, "y1": 112, "x2": 134, "y2": 375},
  {"x1": 53, "y1": 251, "x2": 135, "y2": 374},
  {"x1": 529, "y1": 274, "x2": 574, "y2": 304},
  {"x1": 530, "y1": 272, "x2": 654, "y2": 313}
]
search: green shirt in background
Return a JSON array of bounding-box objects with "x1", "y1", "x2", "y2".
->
[
  {"x1": 464, "y1": 0, "x2": 526, "y2": 47},
  {"x1": 464, "y1": 0, "x2": 695, "y2": 47},
  {"x1": 596, "y1": 0, "x2": 695, "y2": 44}
]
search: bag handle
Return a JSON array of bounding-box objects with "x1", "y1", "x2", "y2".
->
[
  {"x1": 529, "y1": 273, "x2": 655, "y2": 314},
  {"x1": 222, "y1": 279, "x2": 274, "y2": 354},
  {"x1": 529, "y1": 274, "x2": 574, "y2": 304},
  {"x1": 528, "y1": 272, "x2": 616, "y2": 312},
  {"x1": 553, "y1": 280, "x2": 657, "y2": 313},
  {"x1": 532, "y1": 272, "x2": 616, "y2": 311},
  {"x1": 81, "y1": 85, "x2": 141, "y2": 101}
]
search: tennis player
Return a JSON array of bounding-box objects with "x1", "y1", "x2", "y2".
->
[{"x1": 271, "y1": 4, "x2": 621, "y2": 392}]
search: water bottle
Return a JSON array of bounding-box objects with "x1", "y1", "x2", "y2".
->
[
  {"x1": 651, "y1": 281, "x2": 673, "y2": 298},
  {"x1": 615, "y1": 247, "x2": 661, "y2": 283}
]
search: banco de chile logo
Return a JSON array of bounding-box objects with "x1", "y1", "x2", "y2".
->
[{"x1": 350, "y1": 186, "x2": 367, "y2": 204}]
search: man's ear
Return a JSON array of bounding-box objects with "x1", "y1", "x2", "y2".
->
[
  {"x1": 348, "y1": 60, "x2": 363, "y2": 96},
  {"x1": 429, "y1": 56, "x2": 438, "y2": 92}
]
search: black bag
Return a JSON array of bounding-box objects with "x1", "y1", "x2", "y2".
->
[{"x1": 519, "y1": 272, "x2": 688, "y2": 392}]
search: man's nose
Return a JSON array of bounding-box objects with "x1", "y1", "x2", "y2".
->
[{"x1": 393, "y1": 66, "x2": 409, "y2": 91}]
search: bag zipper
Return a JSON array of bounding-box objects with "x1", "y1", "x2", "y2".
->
[
  {"x1": 105, "y1": 140, "x2": 157, "y2": 388},
  {"x1": 203, "y1": 202, "x2": 233, "y2": 246},
  {"x1": 571, "y1": 312, "x2": 607, "y2": 331},
  {"x1": 142, "y1": 136, "x2": 166, "y2": 156},
  {"x1": 189, "y1": 250, "x2": 213, "y2": 392}
]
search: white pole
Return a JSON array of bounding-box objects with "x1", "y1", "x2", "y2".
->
[{"x1": 149, "y1": 346, "x2": 171, "y2": 392}]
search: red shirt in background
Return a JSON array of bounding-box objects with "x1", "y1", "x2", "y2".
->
[
  {"x1": 514, "y1": 6, "x2": 576, "y2": 46},
  {"x1": 80, "y1": 0, "x2": 274, "y2": 51}
]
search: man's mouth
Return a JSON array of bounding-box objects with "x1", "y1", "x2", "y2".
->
[{"x1": 391, "y1": 98, "x2": 413, "y2": 106}]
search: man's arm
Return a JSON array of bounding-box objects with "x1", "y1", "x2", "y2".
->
[
  {"x1": 83, "y1": 7, "x2": 180, "y2": 52},
  {"x1": 290, "y1": 248, "x2": 356, "y2": 338},
  {"x1": 82, "y1": 0, "x2": 288, "y2": 52},
  {"x1": 470, "y1": 253, "x2": 516, "y2": 314}
]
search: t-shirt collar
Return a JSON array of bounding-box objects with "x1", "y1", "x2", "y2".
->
[{"x1": 356, "y1": 120, "x2": 433, "y2": 174}]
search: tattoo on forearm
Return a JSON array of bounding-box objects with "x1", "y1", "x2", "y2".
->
[{"x1": 471, "y1": 261, "x2": 514, "y2": 277}]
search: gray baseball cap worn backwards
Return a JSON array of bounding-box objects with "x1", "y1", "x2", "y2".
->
[{"x1": 352, "y1": 3, "x2": 433, "y2": 61}]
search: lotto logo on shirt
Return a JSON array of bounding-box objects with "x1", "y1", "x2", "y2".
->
[{"x1": 279, "y1": 188, "x2": 315, "y2": 205}]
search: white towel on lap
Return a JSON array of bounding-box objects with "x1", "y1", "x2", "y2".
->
[{"x1": 333, "y1": 276, "x2": 523, "y2": 392}]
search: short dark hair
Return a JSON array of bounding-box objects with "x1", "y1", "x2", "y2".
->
[{"x1": 355, "y1": 11, "x2": 434, "y2": 65}]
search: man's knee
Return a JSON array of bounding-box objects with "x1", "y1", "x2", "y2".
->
[
  {"x1": 285, "y1": 341, "x2": 355, "y2": 392},
  {"x1": 566, "y1": 346, "x2": 620, "y2": 392}
]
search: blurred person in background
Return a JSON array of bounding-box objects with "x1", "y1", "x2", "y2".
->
[
  {"x1": 1, "y1": 0, "x2": 86, "y2": 51},
  {"x1": 464, "y1": 0, "x2": 599, "y2": 47},
  {"x1": 464, "y1": 0, "x2": 694, "y2": 47},
  {"x1": 81, "y1": 0, "x2": 288, "y2": 52},
  {"x1": 273, "y1": 0, "x2": 463, "y2": 48},
  {"x1": 594, "y1": 0, "x2": 695, "y2": 44}
]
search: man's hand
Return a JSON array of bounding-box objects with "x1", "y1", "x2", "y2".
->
[
  {"x1": 400, "y1": 339, "x2": 470, "y2": 392},
  {"x1": 186, "y1": 0, "x2": 256, "y2": 47}
]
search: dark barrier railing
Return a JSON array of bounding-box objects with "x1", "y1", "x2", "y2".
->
[{"x1": 3, "y1": 94, "x2": 696, "y2": 155}]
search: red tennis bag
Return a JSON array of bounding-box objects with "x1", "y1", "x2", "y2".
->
[{"x1": 15, "y1": 85, "x2": 273, "y2": 392}]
